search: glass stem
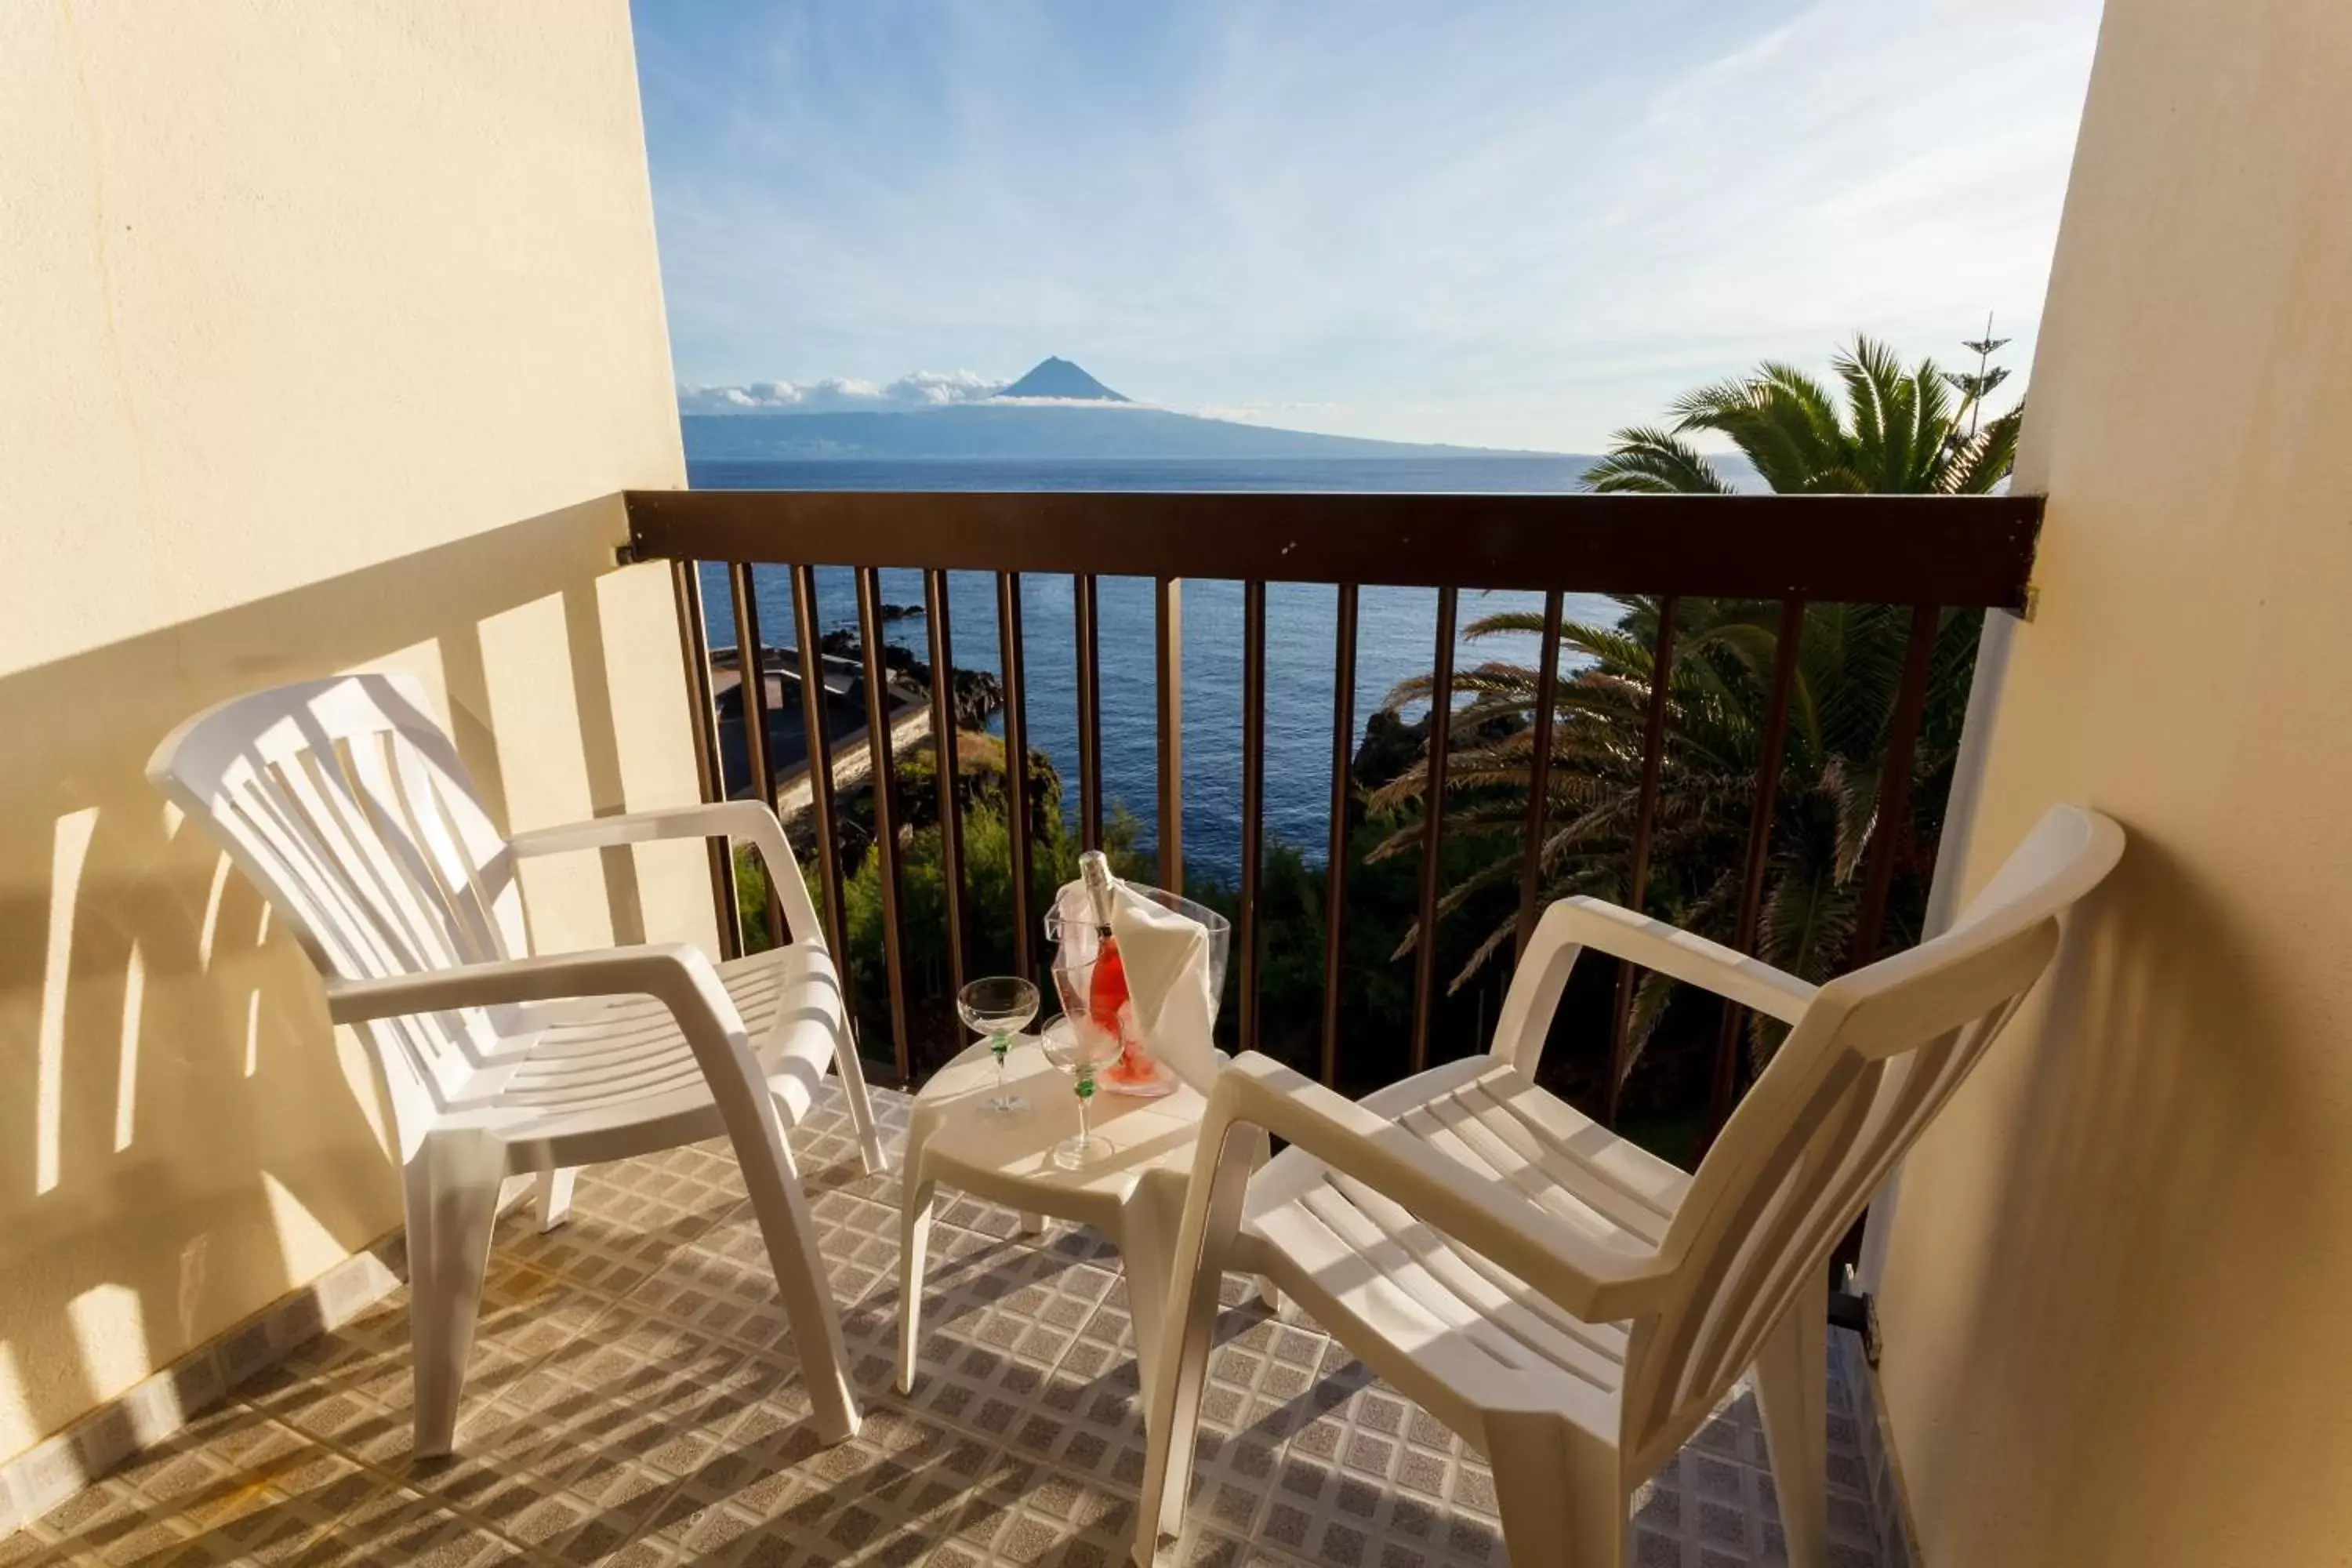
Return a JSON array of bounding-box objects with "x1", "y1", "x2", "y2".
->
[
  {"x1": 992, "y1": 1030, "x2": 1009, "y2": 1096},
  {"x1": 1075, "y1": 1065, "x2": 1094, "y2": 1142}
]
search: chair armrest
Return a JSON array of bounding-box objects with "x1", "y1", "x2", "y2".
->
[
  {"x1": 1206, "y1": 1054, "x2": 1671, "y2": 1323},
  {"x1": 1490, "y1": 896, "x2": 1816, "y2": 1076},
  {"x1": 325, "y1": 943, "x2": 742, "y2": 1040},
  {"x1": 508, "y1": 802, "x2": 822, "y2": 949}
]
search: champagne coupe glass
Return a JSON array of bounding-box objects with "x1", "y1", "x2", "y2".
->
[
  {"x1": 1041, "y1": 957, "x2": 1123, "y2": 1169},
  {"x1": 956, "y1": 976, "x2": 1039, "y2": 1115}
]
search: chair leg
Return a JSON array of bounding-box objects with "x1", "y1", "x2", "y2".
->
[
  {"x1": 826, "y1": 1011, "x2": 890, "y2": 1177},
  {"x1": 534, "y1": 1166, "x2": 576, "y2": 1232},
  {"x1": 1485, "y1": 1409, "x2": 1625, "y2": 1568},
  {"x1": 1120, "y1": 1174, "x2": 1181, "y2": 1426},
  {"x1": 895, "y1": 1150, "x2": 938, "y2": 1395},
  {"x1": 1754, "y1": 1270, "x2": 1830, "y2": 1568},
  {"x1": 405, "y1": 1134, "x2": 506, "y2": 1458},
  {"x1": 1240, "y1": 1129, "x2": 1279, "y2": 1315},
  {"x1": 1133, "y1": 1230, "x2": 1220, "y2": 1558},
  {"x1": 732, "y1": 1095, "x2": 862, "y2": 1443},
  {"x1": 1132, "y1": 1132, "x2": 1257, "y2": 1564}
]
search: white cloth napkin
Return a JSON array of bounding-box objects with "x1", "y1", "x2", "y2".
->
[{"x1": 1050, "y1": 880, "x2": 1219, "y2": 1094}]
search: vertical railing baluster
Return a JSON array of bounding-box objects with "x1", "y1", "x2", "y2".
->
[
  {"x1": 1849, "y1": 603, "x2": 1940, "y2": 970},
  {"x1": 728, "y1": 562, "x2": 788, "y2": 949},
  {"x1": 998, "y1": 572, "x2": 1036, "y2": 983},
  {"x1": 1410, "y1": 588, "x2": 1459, "y2": 1075},
  {"x1": 1706, "y1": 597, "x2": 1806, "y2": 1142},
  {"x1": 1606, "y1": 594, "x2": 1679, "y2": 1127},
  {"x1": 1075, "y1": 573, "x2": 1103, "y2": 852},
  {"x1": 1320, "y1": 583, "x2": 1360, "y2": 1087},
  {"x1": 1513, "y1": 590, "x2": 1566, "y2": 959},
  {"x1": 1237, "y1": 579, "x2": 1269, "y2": 1054},
  {"x1": 925, "y1": 568, "x2": 970, "y2": 1004},
  {"x1": 856, "y1": 566, "x2": 913, "y2": 1084},
  {"x1": 673, "y1": 560, "x2": 742, "y2": 959},
  {"x1": 1155, "y1": 576, "x2": 1184, "y2": 893},
  {"x1": 789, "y1": 565, "x2": 854, "y2": 979}
]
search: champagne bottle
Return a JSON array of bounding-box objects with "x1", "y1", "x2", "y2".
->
[
  {"x1": 1078, "y1": 850, "x2": 1120, "y2": 935},
  {"x1": 1077, "y1": 851, "x2": 1138, "y2": 1064}
]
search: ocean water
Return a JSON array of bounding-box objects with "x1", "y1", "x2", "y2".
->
[{"x1": 690, "y1": 456, "x2": 1619, "y2": 883}]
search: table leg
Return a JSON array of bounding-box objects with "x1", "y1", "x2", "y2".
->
[{"x1": 1018, "y1": 1210, "x2": 1047, "y2": 1236}]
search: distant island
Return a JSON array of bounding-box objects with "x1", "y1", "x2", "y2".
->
[
  {"x1": 993, "y1": 355, "x2": 1128, "y2": 401},
  {"x1": 681, "y1": 356, "x2": 1556, "y2": 463}
]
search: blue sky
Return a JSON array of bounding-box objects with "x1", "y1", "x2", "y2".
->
[{"x1": 630, "y1": 0, "x2": 2105, "y2": 452}]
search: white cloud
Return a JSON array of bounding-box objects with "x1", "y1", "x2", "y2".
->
[
  {"x1": 678, "y1": 369, "x2": 1007, "y2": 415},
  {"x1": 884, "y1": 369, "x2": 1008, "y2": 405}
]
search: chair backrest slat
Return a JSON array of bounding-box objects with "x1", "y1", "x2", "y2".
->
[
  {"x1": 343, "y1": 734, "x2": 486, "y2": 966},
  {"x1": 383, "y1": 718, "x2": 529, "y2": 961},
  {"x1": 148, "y1": 674, "x2": 527, "y2": 1140},
  {"x1": 272, "y1": 750, "x2": 451, "y2": 975},
  {"x1": 1620, "y1": 804, "x2": 2122, "y2": 1469},
  {"x1": 360, "y1": 734, "x2": 510, "y2": 966},
  {"x1": 223, "y1": 768, "x2": 408, "y2": 979}
]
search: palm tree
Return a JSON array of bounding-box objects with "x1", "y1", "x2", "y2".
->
[
  {"x1": 1374, "y1": 336, "x2": 2015, "y2": 1083},
  {"x1": 1581, "y1": 336, "x2": 2020, "y2": 496}
]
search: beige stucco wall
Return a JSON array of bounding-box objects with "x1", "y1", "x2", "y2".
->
[
  {"x1": 1875, "y1": 1, "x2": 2352, "y2": 1562},
  {"x1": 0, "y1": 2, "x2": 710, "y2": 1462}
]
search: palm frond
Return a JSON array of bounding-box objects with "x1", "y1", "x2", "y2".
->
[
  {"x1": 1943, "y1": 404, "x2": 2024, "y2": 493},
  {"x1": 1832, "y1": 340, "x2": 1887, "y2": 466},
  {"x1": 1384, "y1": 334, "x2": 2005, "y2": 1097},
  {"x1": 1582, "y1": 427, "x2": 1735, "y2": 495}
]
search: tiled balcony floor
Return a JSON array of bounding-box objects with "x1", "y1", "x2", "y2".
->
[{"x1": 15, "y1": 1086, "x2": 1886, "y2": 1566}]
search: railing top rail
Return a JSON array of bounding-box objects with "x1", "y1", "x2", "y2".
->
[{"x1": 622, "y1": 488, "x2": 2041, "y2": 611}]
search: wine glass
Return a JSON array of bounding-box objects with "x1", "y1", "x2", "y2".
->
[
  {"x1": 957, "y1": 976, "x2": 1039, "y2": 1115},
  {"x1": 1041, "y1": 958, "x2": 1124, "y2": 1169}
]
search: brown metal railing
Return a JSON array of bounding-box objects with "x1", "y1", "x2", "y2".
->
[
  {"x1": 787, "y1": 564, "x2": 852, "y2": 970},
  {"x1": 726, "y1": 562, "x2": 786, "y2": 951},
  {"x1": 1604, "y1": 593, "x2": 1675, "y2": 1127},
  {"x1": 1319, "y1": 581, "x2": 1359, "y2": 1088},
  {"x1": 924, "y1": 566, "x2": 971, "y2": 1000},
  {"x1": 633, "y1": 490, "x2": 2038, "y2": 1116},
  {"x1": 1154, "y1": 577, "x2": 1184, "y2": 893},
  {"x1": 672, "y1": 559, "x2": 743, "y2": 959},
  {"x1": 995, "y1": 572, "x2": 1036, "y2": 982},
  {"x1": 1410, "y1": 586, "x2": 1459, "y2": 1076}
]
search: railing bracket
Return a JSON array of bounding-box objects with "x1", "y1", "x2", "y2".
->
[{"x1": 1828, "y1": 1284, "x2": 1882, "y2": 1367}]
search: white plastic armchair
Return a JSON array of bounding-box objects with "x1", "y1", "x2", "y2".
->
[
  {"x1": 147, "y1": 673, "x2": 887, "y2": 1454},
  {"x1": 1135, "y1": 804, "x2": 2123, "y2": 1567}
]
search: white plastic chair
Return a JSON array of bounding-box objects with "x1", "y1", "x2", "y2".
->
[
  {"x1": 1134, "y1": 804, "x2": 2122, "y2": 1566},
  {"x1": 147, "y1": 673, "x2": 887, "y2": 1455}
]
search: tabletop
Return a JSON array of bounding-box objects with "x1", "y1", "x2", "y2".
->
[{"x1": 909, "y1": 1036, "x2": 1210, "y2": 1210}]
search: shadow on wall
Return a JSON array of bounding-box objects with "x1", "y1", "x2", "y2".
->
[
  {"x1": 0, "y1": 495, "x2": 691, "y2": 1460},
  {"x1": 1888, "y1": 834, "x2": 2328, "y2": 1553}
]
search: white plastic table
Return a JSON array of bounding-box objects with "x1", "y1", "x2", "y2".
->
[{"x1": 895, "y1": 1036, "x2": 1256, "y2": 1414}]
